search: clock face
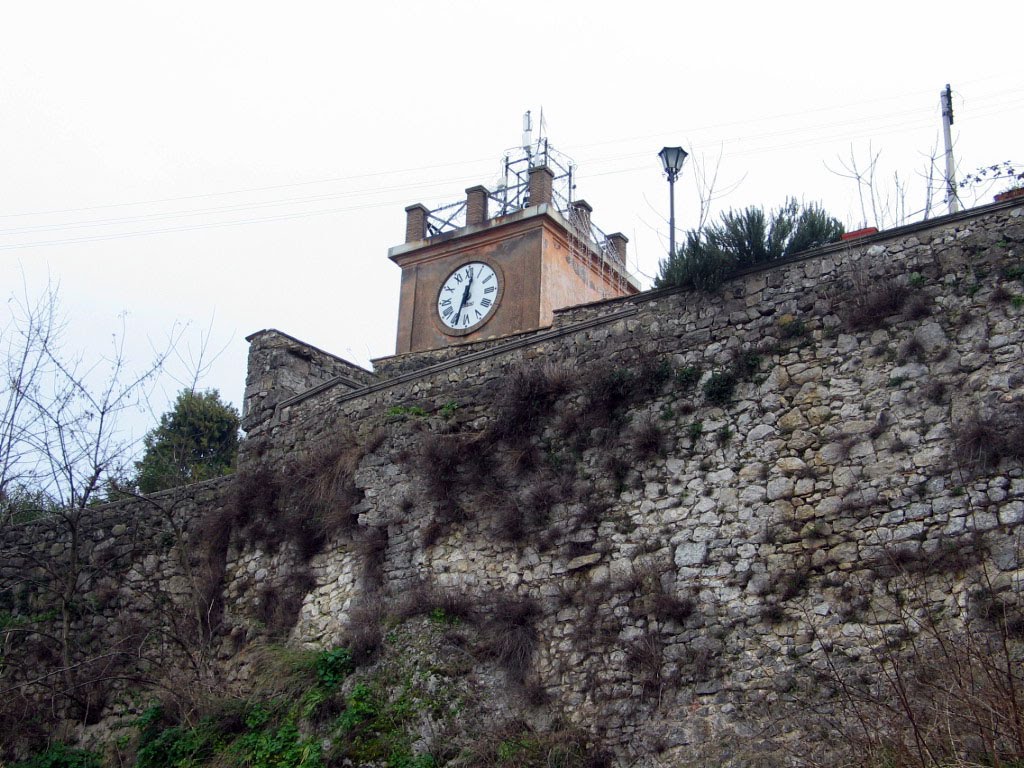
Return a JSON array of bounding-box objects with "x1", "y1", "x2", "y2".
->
[{"x1": 436, "y1": 261, "x2": 500, "y2": 333}]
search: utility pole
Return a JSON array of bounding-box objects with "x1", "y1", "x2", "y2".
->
[{"x1": 941, "y1": 84, "x2": 959, "y2": 214}]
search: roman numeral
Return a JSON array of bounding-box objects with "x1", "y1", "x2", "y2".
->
[
  {"x1": 484, "y1": 286, "x2": 496, "y2": 294},
  {"x1": 462, "y1": 315, "x2": 470, "y2": 327},
  {"x1": 442, "y1": 306, "x2": 453, "y2": 317},
  {"x1": 440, "y1": 298, "x2": 451, "y2": 307},
  {"x1": 480, "y1": 298, "x2": 492, "y2": 308},
  {"x1": 464, "y1": 266, "x2": 474, "y2": 279},
  {"x1": 482, "y1": 273, "x2": 494, "y2": 283},
  {"x1": 454, "y1": 273, "x2": 464, "y2": 284},
  {"x1": 443, "y1": 286, "x2": 455, "y2": 293},
  {"x1": 475, "y1": 310, "x2": 482, "y2": 319}
]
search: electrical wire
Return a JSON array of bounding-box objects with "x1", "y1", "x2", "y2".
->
[{"x1": 2, "y1": 86, "x2": 1021, "y2": 251}]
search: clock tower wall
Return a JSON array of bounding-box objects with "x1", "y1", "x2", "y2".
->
[
  {"x1": 388, "y1": 145, "x2": 639, "y2": 357},
  {"x1": 390, "y1": 216, "x2": 546, "y2": 354},
  {"x1": 538, "y1": 224, "x2": 628, "y2": 326}
]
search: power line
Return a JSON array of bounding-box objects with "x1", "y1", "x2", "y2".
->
[
  {"x1": 2, "y1": 88, "x2": 1020, "y2": 250},
  {"x1": 0, "y1": 156, "x2": 495, "y2": 220}
]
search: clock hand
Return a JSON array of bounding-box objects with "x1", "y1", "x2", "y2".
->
[{"x1": 453, "y1": 283, "x2": 471, "y2": 325}]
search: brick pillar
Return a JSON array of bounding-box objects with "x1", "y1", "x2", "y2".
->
[
  {"x1": 465, "y1": 186, "x2": 489, "y2": 226},
  {"x1": 606, "y1": 232, "x2": 629, "y2": 263},
  {"x1": 570, "y1": 199, "x2": 593, "y2": 233},
  {"x1": 405, "y1": 204, "x2": 429, "y2": 242},
  {"x1": 528, "y1": 165, "x2": 554, "y2": 206}
]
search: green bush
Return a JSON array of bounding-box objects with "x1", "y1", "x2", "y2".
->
[
  {"x1": 675, "y1": 364, "x2": 703, "y2": 390},
  {"x1": 702, "y1": 371, "x2": 737, "y2": 406},
  {"x1": 134, "y1": 699, "x2": 323, "y2": 768},
  {"x1": 12, "y1": 744, "x2": 102, "y2": 768},
  {"x1": 315, "y1": 647, "x2": 353, "y2": 693},
  {"x1": 655, "y1": 198, "x2": 844, "y2": 290}
]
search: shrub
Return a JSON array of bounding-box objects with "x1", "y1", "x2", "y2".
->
[
  {"x1": 395, "y1": 584, "x2": 476, "y2": 625},
  {"x1": 897, "y1": 337, "x2": 925, "y2": 363},
  {"x1": 654, "y1": 592, "x2": 695, "y2": 623},
  {"x1": 344, "y1": 603, "x2": 384, "y2": 666},
  {"x1": 12, "y1": 744, "x2": 102, "y2": 768},
  {"x1": 633, "y1": 355, "x2": 673, "y2": 399},
  {"x1": 286, "y1": 437, "x2": 365, "y2": 548},
  {"x1": 631, "y1": 418, "x2": 665, "y2": 460},
  {"x1": 953, "y1": 405, "x2": 1024, "y2": 474},
  {"x1": 584, "y1": 366, "x2": 636, "y2": 424},
  {"x1": 232, "y1": 467, "x2": 280, "y2": 531},
  {"x1": 625, "y1": 631, "x2": 664, "y2": 692},
  {"x1": 702, "y1": 371, "x2": 737, "y2": 406},
  {"x1": 489, "y1": 364, "x2": 574, "y2": 444},
  {"x1": 838, "y1": 280, "x2": 909, "y2": 331},
  {"x1": 457, "y1": 722, "x2": 610, "y2": 768},
  {"x1": 314, "y1": 647, "x2": 353, "y2": 693},
  {"x1": 655, "y1": 198, "x2": 844, "y2": 290},
  {"x1": 416, "y1": 433, "x2": 479, "y2": 515},
  {"x1": 358, "y1": 526, "x2": 389, "y2": 591},
  {"x1": 675, "y1": 364, "x2": 703, "y2": 390},
  {"x1": 481, "y1": 596, "x2": 540, "y2": 684},
  {"x1": 256, "y1": 567, "x2": 317, "y2": 636}
]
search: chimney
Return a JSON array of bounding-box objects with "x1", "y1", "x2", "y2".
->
[
  {"x1": 404, "y1": 203, "x2": 429, "y2": 242},
  {"x1": 527, "y1": 165, "x2": 554, "y2": 206},
  {"x1": 606, "y1": 232, "x2": 629, "y2": 263},
  {"x1": 465, "y1": 186, "x2": 489, "y2": 226},
  {"x1": 570, "y1": 199, "x2": 593, "y2": 234}
]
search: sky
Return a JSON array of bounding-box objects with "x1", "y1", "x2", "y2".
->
[{"x1": 1, "y1": 1, "x2": 1021, "y2": 447}]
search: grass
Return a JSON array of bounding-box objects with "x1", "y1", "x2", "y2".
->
[
  {"x1": 838, "y1": 280, "x2": 909, "y2": 331},
  {"x1": 630, "y1": 418, "x2": 665, "y2": 460},
  {"x1": 953, "y1": 405, "x2": 1024, "y2": 474},
  {"x1": 488, "y1": 364, "x2": 574, "y2": 446},
  {"x1": 480, "y1": 595, "x2": 540, "y2": 685},
  {"x1": 675, "y1": 364, "x2": 703, "y2": 390},
  {"x1": 455, "y1": 722, "x2": 610, "y2": 768}
]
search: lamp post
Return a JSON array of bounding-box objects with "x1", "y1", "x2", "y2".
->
[{"x1": 659, "y1": 146, "x2": 688, "y2": 258}]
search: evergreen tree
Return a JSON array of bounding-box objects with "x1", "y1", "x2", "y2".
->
[
  {"x1": 655, "y1": 197, "x2": 844, "y2": 290},
  {"x1": 135, "y1": 389, "x2": 240, "y2": 493}
]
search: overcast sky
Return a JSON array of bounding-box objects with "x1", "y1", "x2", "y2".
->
[{"x1": 1, "y1": 1, "x2": 1020, "y2": 442}]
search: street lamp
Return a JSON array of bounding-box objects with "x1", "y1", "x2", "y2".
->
[{"x1": 659, "y1": 146, "x2": 688, "y2": 258}]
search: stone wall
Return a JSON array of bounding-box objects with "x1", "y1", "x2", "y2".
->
[
  {"x1": 0, "y1": 477, "x2": 234, "y2": 752},
  {"x1": 3, "y1": 200, "x2": 1023, "y2": 763},
  {"x1": 242, "y1": 328, "x2": 379, "y2": 437},
  {"x1": 232, "y1": 200, "x2": 1024, "y2": 760}
]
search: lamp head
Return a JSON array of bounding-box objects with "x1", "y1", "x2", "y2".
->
[{"x1": 659, "y1": 146, "x2": 688, "y2": 179}]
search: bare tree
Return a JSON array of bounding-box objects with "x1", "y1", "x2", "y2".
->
[
  {"x1": 0, "y1": 279, "x2": 60, "y2": 523},
  {"x1": 1, "y1": 280, "x2": 181, "y2": 520},
  {"x1": 958, "y1": 161, "x2": 1024, "y2": 206},
  {"x1": 689, "y1": 144, "x2": 746, "y2": 236},
  {"x1": 0, "y1": 280, "x2": 217, "y2": 745},
  {"x1": 637, "y1": 145, "x2": 744, "y2": 283},
  {"x1": 827, "y1": 142, "x2": 942, "y2": 231}
]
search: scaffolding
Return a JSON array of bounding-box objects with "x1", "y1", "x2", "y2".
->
[{"x1": 420, "y1": 135, "x2": 634, "y2": 298}]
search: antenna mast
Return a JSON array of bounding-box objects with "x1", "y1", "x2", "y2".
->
[{"x1": 522, "y1": 110, "x2": 533, "y2": 162}]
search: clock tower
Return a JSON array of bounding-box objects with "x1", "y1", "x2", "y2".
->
[{"x1": 388, "y1": 138, "x2": 639, "y2": 356}]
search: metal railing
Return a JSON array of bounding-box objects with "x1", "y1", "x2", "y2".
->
[{"x1": 420, "y1": 140, "x2": 630, "y2": 280}]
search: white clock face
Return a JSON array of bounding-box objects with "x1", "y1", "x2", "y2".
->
[{"x1": 436, "y1": 262, "x2": 500, "y2": 332}]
